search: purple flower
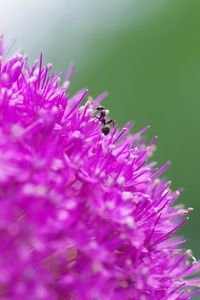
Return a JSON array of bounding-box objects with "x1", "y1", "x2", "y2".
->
[{"x1": 0, "y1": 34, "x2": 199, "y2": 300}]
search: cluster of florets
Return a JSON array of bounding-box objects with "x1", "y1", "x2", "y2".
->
[{"x1": 0, "y1": 35, "x2": 199, "y2": 300}]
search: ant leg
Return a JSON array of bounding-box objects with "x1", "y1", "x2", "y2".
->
[
  {"x1": 94, "y1": 115, "x2": 106, "y2": 125},
  {"x1": 107, "y1": 118, "x2": 115, "y2": 128}
]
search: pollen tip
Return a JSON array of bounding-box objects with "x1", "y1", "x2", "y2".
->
[
  {"x1": 47, "y1": 63, "x2": 53, "y2": 69},
  {"x1": 188, "y1": 207, "x2": 194, "y2": 212}
]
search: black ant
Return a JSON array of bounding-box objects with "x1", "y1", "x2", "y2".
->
[{"x1": 95, "y1": 105, "x2": 115, "y2": 135}]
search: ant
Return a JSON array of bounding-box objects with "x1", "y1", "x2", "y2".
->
[{"x1": 95, "y1": 105, "x2": 115, "y2": 135}]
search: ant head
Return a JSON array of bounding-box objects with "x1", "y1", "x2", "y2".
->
[{"x1": 96, "y1": 106, "x2": 104, "y2": 111}]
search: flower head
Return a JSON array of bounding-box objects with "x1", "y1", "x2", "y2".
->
[{"x1": 0, "y1": 34, "x2": 199, "y2": 300}]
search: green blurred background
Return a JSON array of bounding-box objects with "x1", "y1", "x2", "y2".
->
[{"x1": 1, "y1": 0, "x2": 200, "y2": 295}]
